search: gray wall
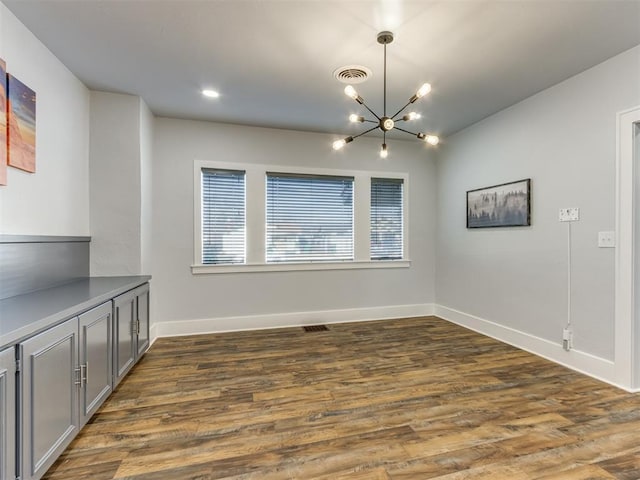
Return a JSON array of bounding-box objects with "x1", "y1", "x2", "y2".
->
[
  {"x1": 436, "y1": 45, "x2": 640, "y2": 361},
  {"x1": 89, "y1": 92, "x2": 152, "y2": 276},
  {"x1": 151, "y1": 118, "x2": 437, "y2": 325},
  {"x1": 140, "y1": 100, "x2": 154, "y2": 275},
  {"x1": 0, "y1": 3, "x2": 90, "y2": 236}
]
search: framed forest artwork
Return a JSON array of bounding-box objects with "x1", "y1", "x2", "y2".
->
[
  {"x1": 7, "y1": 73, "x2": 36, "y2": 173},
  {"x1": 467, "y1": 179, "x2": 531, "y2": 228}
]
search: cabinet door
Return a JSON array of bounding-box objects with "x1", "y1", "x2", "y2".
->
[
  {"x1": 0, "y1": 347, "x2": 15, "y2": 480},
  {"x1": 79, "y1": 302, "x2": 112, "y2": 426},
  {"x1": 113, "y1": 291, "x2": 136, "y2": 387},
  {"x1": 21, "y1": 319, "x2": 79, "y2": 480},
  {"x1": 135, "y1": 284, "x2": 150, "y2": 359}
]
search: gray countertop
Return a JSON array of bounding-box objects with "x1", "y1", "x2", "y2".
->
[{"x1": 0, "y1": 276, "x2": 151, "y2": 349}]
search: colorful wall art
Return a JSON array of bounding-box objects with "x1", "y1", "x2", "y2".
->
[
  {"x1": 7, "y1": 74, "x2": 36, "y2": 173},
  {"x1": 0, "y1": 59, "x2": 6, "y2": 185}
]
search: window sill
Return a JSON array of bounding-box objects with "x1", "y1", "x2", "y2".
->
[{"x1": 191, "y1": 260, "x2": 411, "y2": 275}]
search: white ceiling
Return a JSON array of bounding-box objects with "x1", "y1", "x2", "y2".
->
[{"x1": 4, "y1": 0, "x2": 640, "y2": 140}]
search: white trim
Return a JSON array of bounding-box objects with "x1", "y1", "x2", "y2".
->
[
  {"x1": 154, "y1": 303, "x2": 434, "y2": 338},
  {"x1": 193, "y1": 159, "x2": 410, "y2": 271},
  {"x1": 433, "y1": 305, "x2": 634, "y2": 391},
  {"x1": 191, "y1": 259, "x2": 410, "y2": 274},
  {"x1": 615, "y1": 106, "x2": 640, "y2": 389},
  {"x1": 403, "y1": 175, "x2": 410, "y2": 260},
  {"x1": 354, "y1": 174, "x2": 371, "y2": 261},
  {"x1": 193, "y1": 162, "x2": 203, "y2": 266},
  {"x1": 151, "y1": 302, "x2": 639, "y2": 392},
  {"x1": 149, "y1": 323, "x2": 159, "y2": 344}
]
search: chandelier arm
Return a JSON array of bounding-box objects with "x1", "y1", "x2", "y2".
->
[
  {"x1": 359, "y1": 100, "x2": 381, "y2": 121},
  {"x1": 363, "y1": 119, "x2": 378, "y2": 124},
  {"x1": 393, "y1": 126, "x2": 419, "y2": 136},
  {"x1": 352, "y1": 125, "x2": 380, "y2": 140},
  {"x1": 390, "y1": 101, "x2": 413, "y2": 121}
]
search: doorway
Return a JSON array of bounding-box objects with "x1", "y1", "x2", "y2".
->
[
  {"x1": 635, "y1": 119, "x2": 640, "y2": 388},
  {"x1": 615, "y1": 106, "x2": 640, "y2": 390}
]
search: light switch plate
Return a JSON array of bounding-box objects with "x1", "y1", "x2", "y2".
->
[
  {"x1": 559, "y1": 208, "x2": 580, "y2": 222},
  {"x1": 598, "y1": 231, "x2": 615, "y2": 248}
]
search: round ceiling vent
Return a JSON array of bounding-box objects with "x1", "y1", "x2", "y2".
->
[{"x1": 333, "y1": 65, "x2": 372, "y2": 84}]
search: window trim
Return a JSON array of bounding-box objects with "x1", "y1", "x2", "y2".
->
[
  {"x1": 193, "y1": 160, "x2": 410, "y2": 274},
  {"x1": 191, "y1": 260, "x2": 410, "y2": 274}
]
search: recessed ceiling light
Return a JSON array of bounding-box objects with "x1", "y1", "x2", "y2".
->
[{"x1": 202, "y1": 89, "x2": 219, "y2": 98}]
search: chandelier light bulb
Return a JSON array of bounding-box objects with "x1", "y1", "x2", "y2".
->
[
  {"x1": 417, "y1": 133, "x2": 440, "y2": 145},
  {"x1": 349, "y1": 114, "x2": 364, "y2": 123},
  {"x1": 416, "y1": 83, "x2": 431, "y2": 99},
  {"x1": 333, "y1": 136, "x2": 354, "y2": 150},
  {"x1": 380, "y1": 143, "x2": 388, "y2": 158},
  {"x1": 344, "y1": 85, "x2": 359, "y2": 100},
  {"x1": 403, "y1": 112, "x2": 421, "y2": 121},
  {"x1": 333, "y1": 139, "x2": 346, "y2": 150},
  {"x1": 426, "y1": 135, "x2": 439, "y2": 145}
]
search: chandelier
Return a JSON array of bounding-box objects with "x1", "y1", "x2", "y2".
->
[{"x1": 332, "y1": 31, "x2": 439, "y2": 158}]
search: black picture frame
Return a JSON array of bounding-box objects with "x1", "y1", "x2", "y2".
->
[{"x1": 467, "y1": 178, "x2": 531, "y2": 228}]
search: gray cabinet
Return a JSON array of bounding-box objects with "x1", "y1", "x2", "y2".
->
[
  {"x1": 0, "y1": 347, "x2": 15, "y2": 480},
  {"x1": 20, "y1": 319, "x2": 79, "y2": 480},
  {"x1": 114, "y1": 284, "x2": 150, "y2": 387},
  {"x1": 20, "y1": 301, "x2": 115, "y2": 480},
  {"x1": 134, "y1": 283, "x2": 150, "y2": 359},
  {"x1": 79, "y1": 302, "x2": 112, "y2": 426},
  {"x1": 0, "y1": 277, "x2": 149, "y2": 480},
  {"x1": 113, "y1": 290, "x2": 136, "y2": 386}
]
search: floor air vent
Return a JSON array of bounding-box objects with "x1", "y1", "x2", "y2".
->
[{"x1": 303, "y1": 325, "x2": 329, "y2": 332}]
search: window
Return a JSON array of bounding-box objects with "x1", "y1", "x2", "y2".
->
[
  {"x1": 194, "y1": 161, "x2": 409, "y2": 273},
  {"x1": 371, "y1": 177, "x2": 404, "y2": 260},
  {"x1": 266, "y1": 173, "x2": 354, "y2": 262},
  {"x1": 201, "y1": 168, "x2": 245, "y2": 264}
]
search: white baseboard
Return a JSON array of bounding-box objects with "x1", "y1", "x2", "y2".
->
[
  {"x1": 149, "y1": 324, "x2": 159, "y2": 346},
  {"x1": 153, "y1": 303, "x2": 435, "y2": 339},
  {"x1": 150, "y1": 302, "x2": 634, "y2": 392},
  {"x1": 433, "y1": 305, "x2": 634, "y2": 391}
]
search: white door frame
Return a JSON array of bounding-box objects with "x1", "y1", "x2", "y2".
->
[{"x1": 615, "y1": 105, "x2": 640, "y2": 390}]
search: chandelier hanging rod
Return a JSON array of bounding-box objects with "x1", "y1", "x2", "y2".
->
[{"x1": 333, "y1": 31, "x2": 440, "y2": 157}]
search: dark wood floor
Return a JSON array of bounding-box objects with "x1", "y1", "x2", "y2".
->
[{"x1": 44, "y1": 316, "x2": 640, "y2": 479}]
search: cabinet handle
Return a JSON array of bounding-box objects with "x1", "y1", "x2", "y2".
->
[
  {"x1": 76, "y1": 364, "x2": 89, "y2": 387},
  {"x1": 83, "y1": 362, "x2": 89, "y2": 386},
  {"x1": 137, "y1": 319, "x2": 141, "y2": 335}
]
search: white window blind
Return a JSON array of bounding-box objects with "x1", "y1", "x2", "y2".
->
[
  {"x1": 371, "y1": 177, "x2": 404, "y2": 260},
  {"x1": 201, "y1": 168, "x2": 245, "y2": 264},
  {"x1": 266, "y1": 173, "x2": 354, "y2": 262}
]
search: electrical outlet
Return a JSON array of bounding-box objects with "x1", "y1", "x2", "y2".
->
[
  {"x1": 562, "y1": 327, "x2": 572, "y2": 351},
  {"x1": 598, "y1": 231, "x2": 615, "y2": 248},
  {"x1": 559, "y1": 208, "x2": 579, "y2": 222}
]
